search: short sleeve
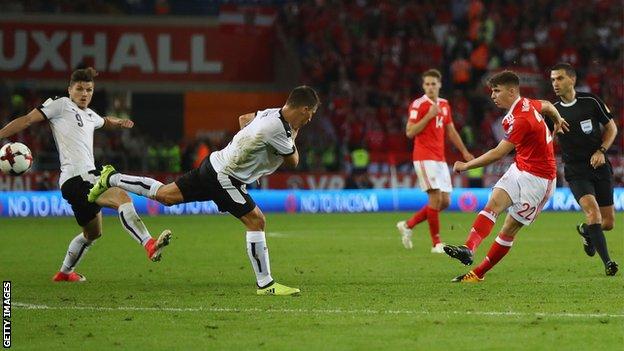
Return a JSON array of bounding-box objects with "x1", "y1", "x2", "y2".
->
[
  {"x1": 503, "y1": 116, "x2": 528, "y2": 145},
  {"x1": 444, "y1": 104, "x2": 454, "y2": 125},
  {"x1": 590, "y1": 94, "x2": 613, "y2": 125},
  {"x1": 408, "y1": 106, "x2": 419, "y2": 122},
  {"x1": 37, "y1": 97, "x2": 64, "y2": 120},
  {"x1": 267, "y1": 121, "x2": 295, "y2": 156},
  {"x1": 529, "y1": 99, "x2": 542, "y2": 113},
  {"x1": 90, "y1": 110, "x2": 105, "y2": 129}
]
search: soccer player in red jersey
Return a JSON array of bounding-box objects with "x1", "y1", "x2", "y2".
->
[
  {"x1": 443, "y1": 70, "x2": 569, "y2": 282},
  {"x1": 396, "y1": 69, "x2": 474, "y2": 253}
]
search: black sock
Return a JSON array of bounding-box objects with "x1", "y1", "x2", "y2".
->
[{"x1": 586, "y1": 224, "x2": 611, "y2": 264}]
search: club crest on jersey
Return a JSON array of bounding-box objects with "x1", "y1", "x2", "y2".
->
[
  {"x1": 580, "y1": 119, "x2": 593, "y2": 134},
  {"x1": 502, "y1": 114, "x2": 515, "y2": 134}
]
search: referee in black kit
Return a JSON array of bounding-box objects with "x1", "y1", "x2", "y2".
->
[{"x1": 550, "y1": 63, "x2": 618, "y2": 276}]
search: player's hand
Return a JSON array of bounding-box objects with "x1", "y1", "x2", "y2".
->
[
  {"x1": 553, "y1": 117, "x2": 569, "y2": 134},
  {"x1": 590, "y1": 150, "x2": 606, "y2": 169},
  {"x1": 453, "y1": 161, "x2": 468, "y2": 173},
  {"x1": 118, "y1": 119, "x2": 134, "y2": 129},
  {"x1": 462, "y1": 151, "x2": 475, "y2": 161},
  {"x1": 425, "y1": 104, "x2": 440, "y2": 119}
]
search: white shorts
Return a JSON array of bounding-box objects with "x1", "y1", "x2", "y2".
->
[
  {"x1": 493, "y1": 163, "x2": 555, "y2": 226},
  {"x1": 413, "y1": 160, "x2": 452, "y2": 193}
]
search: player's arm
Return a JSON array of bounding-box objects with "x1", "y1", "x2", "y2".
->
[
  {"x1": 445, "y1": 123, "x2": 474, "y2": 161},
  {"x1": 102, "y1": 116, "x2": 134, "y2": 130},
  {"x1": 282, "y1": 146, "x2": 299, "y2": 168},
  {"x1": 539, "y1": 100, "x2": 569, "y2": 134},
  {"x1": 453, "y1": 140, "x2": 515, "y2": 173},
  {"x1": 406, "y1": 105, "x2": 438, "y2": 138},
  {"x1": 0, "y1": 109, "x2": 46, "y2": 139},
  {"x1": 590, "y1": 119, "x2": 618, "y2": 168},
  {"x1": 238, "y1": 113, "x2": 256, "y2": 129},
  {"x1": 281, "y1": 128, "x2": 299, "y2": 168}
]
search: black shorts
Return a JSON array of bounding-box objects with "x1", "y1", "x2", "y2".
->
[
  {"x1": 61, "y1": 171, "x2": 102, "y2": 227},
  {"x1": 565, "y1": 162, "x2": 614, "y2": 207},
  {"x1": 174, "y1": 158, "x2": 256, "y2": 218}
]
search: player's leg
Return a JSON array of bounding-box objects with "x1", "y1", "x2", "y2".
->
[
  {"x1": 577, "y1": 194, "x2": 617, "y2": 275},
  {"x1": 425, "y1": 189, "x2": 443, "y2": 250},
  {"x1": 53, "y1": 213, "x2": 102, "y2": 282},
  {"x1": 96, "y1": 187, "x2": 172, "y2": 262},
  {"x1": 600, "y1": 205, "x2": 615, "y2": 231},
  {"x1": 444, "y1": 187, "x2": 512, "y2": 265},
  {"x1": 470, "y1": 214, "x2": 523, "y2": 279},
  {"x1": 569, "y1": 179, "x2": 597, "y2": 256},
  {"x1": 396, "y1": 162, "x2": 430, "y2": 249},
  {"x1": 237, "y1": 206, "x2": 299, "y2": 296},
  {"x1": 87, "y1": 165, "x2": 163, "y2": 202},
  {"x1": 427, "y1": 162, "x2": 453, "y2": 251}
]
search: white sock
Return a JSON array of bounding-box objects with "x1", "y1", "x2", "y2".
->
[
  {"x1": 246, "y1": 231, "x2": 273, "y2": 287},
  {"x1": 109, "y1": 173, "x2": 163, "y2": 199},
  {"x1": 118, "y1": 202, "x2": 152, "y2": 246},
  {"x1": 60, "y1": 233, "x2": 93, "y2": 274}
]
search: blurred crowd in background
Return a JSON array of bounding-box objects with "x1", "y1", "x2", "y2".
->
[{"x1": 1, "y1": 0, "x2": 622, "y2": 183}]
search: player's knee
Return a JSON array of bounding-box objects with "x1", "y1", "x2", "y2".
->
[
  {"x1": 158, "y1": 194, "x2": 176, "y2": 206},
  {"x1": 440, "y1": 199, "x2": 450, "y2": 210},
  {"x1": 584, "y1": 208, "x2": 602, "y2": 224},
  {"x1": 602, "y1": 220, "x2": 614, "y2": 231},
  {"x1": 83, "y1": 230, "x2": 101, "y2": 241},
  {"x1": 249, "y1": 212, "x2": 266, "y2": 230}
]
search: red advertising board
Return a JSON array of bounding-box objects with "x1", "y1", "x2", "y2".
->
[{"x1": 0, "y1": 20, "x2": 274, "y2": 82}]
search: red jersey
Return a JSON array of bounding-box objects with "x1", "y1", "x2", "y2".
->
[
  {"x1": 408, "y1": 95, "x2": 453, "y2": 161},
  {"x1": 502, "y1": 97, "x2": 556, "y2": 179}
]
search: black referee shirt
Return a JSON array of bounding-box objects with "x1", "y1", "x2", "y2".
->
[{"x1": 553, "y1": 91, "x2": 613, "y2": 164}]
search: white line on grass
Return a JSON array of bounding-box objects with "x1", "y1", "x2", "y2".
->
[{"x1": 13, "y1": 302, "x2": 624, "y2": 319}]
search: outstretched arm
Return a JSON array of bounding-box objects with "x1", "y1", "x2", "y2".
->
[
  {"x1": 0, "y1": 109, "x2": 46, "y2": 139},
  {"x1": 539, "y1": 100, "x2": 569, "y2": 134},
  {"x1": 453, "y1": 140, "x2": 515, "y2": 173},
  {"x1": 102, "y1": 116, "x2": 134, "y2": 130}
]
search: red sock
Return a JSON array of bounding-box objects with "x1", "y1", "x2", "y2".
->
[
  {"x1": 473, "y1": 233, "x2": 514, "y2": 278},
  {"x1": 406, "y1": 206, "x2": 428, "y2": 228},
  {"x1": 426, "y1": 207, "x2": 441, "y2": 246},
  {"x1": 464, "y1": 207, "x2": 497, "y2": 252}
]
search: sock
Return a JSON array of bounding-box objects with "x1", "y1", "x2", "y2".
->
[
  {"x1": 60, "y1": 233, "x2": 93, "y2": 274},
  {"x1": 426, "y1": 206, "x2": 441, "y2": 246},
  {"x1": 118, "y1": 202, "x2": 153, "y2": 246},
  {"x1": 246, "y1": 231, "x2": 273, "y2": 288},
  {"x1": 109, "y1": 173, "x2": 163, "y2": 199},
  {"x1": 473, "y1": 233, "x2": 514, "y2": 278},
  {"x1": 465, "y1": 207, "x2": 498, "y2": 252},
  {"x1": 586, "y1": 223, "x2": 611, "y2": 264},
  {"x1": 406, "y1": 206, "x2": 428, "y2": 228}
]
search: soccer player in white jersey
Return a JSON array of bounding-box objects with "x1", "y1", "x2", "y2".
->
[
  {"x1": 0, "y1": 67, "x2": 171, "y2": 282},
  {"x1": 87, "y1": 86, "x2": 320, "y2": 296}
]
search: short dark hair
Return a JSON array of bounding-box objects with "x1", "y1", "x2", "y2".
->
[
  {"x1": 551, "y1": 62, "x2": 576, "y2": 78},
  {"x1": 488, "y1": 70, "x2": 520, "y2": 87},
  {"x1": 286, "y1": 85, "x2": 320, "y2": 108},
  {"x1": 422, "y1": 69, "x2": 442, "y2": 81},
  {"x1": 70, "y1": 67, "x2": 98, "y2": 85}
]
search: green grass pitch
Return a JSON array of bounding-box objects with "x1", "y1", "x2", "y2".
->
[{"x1": 1, "y1": 212, "x2": 622, "y2": 350}]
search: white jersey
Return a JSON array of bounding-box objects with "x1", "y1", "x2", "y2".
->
[
  {"x1": 210, "y1": 108, "x2": 295, "y2": 184},
  {"x1": 37, "y1": 97, "x2": 105, "y2": 187}
]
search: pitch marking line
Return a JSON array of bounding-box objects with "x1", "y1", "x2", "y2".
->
[{"x1": 13, "y1": 302, "x2": 624, "y2": 319}]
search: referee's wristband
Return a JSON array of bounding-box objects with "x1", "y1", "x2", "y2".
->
[{"x1": 598, "y1": 146, "x2": 607, "y2": 154}]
